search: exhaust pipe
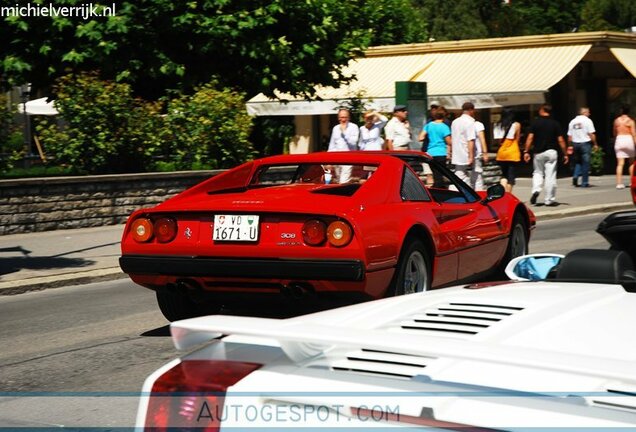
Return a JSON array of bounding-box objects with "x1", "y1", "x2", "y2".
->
[
  {"x1": 175, "y1": 279, "x2": 207, "y2": 302},
  {"x1": 287, "y1": 282, "x2": 315, "y2": 300}
]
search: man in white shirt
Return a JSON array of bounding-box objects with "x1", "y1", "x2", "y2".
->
[
  {"x1": 385, "y1": 105, "x2": 412, "y2": 151},
  {"x1": 471, "y1": 119, "x2": 489, "y2": 191},
  {"x1": 567, "y1": 107, "x2": 599, "y2": 188},
  {"x1": 450, "y1": 102, "x2": 476, "y2": 184},
  {"x1": 328, "y1": 108, "x2": 359, "y2": 183}
]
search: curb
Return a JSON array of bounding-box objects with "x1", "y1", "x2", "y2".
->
[
  {"x1": 0, "y1": 267, "x2": 127, "y2": 296},
  {"x1": 532, "y1": 202, "x2": 634, "y2": 221}
]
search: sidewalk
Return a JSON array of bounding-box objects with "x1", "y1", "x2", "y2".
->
[{"x1": 0, "y1": 175, "x2": 633, "y2": 295}]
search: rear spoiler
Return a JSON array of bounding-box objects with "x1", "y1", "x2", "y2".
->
[{"x1": 171, "y1": 315, "x2": 636, "y2": 383}]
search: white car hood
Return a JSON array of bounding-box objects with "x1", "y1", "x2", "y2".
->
[{"x1": 172, "y1": 281, "x2": 636, "y2": 389}]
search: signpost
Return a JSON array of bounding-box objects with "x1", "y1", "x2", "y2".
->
[{"x1": 395, "y1": 82, "x2": 427, "y2": 150}]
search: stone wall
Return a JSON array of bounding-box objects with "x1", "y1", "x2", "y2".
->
[
  {"x1": 0, "y1": 171, "x2": 220, "y2": 235},
  {"x1": 0, "y1": 159, "x2": 503, "y2": 236}
]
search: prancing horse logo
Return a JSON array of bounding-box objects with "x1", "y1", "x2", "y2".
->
[{"x1": 184, "y1": 227, "x2": 192, "y2": 240}]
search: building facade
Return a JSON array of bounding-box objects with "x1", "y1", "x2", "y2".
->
[{"x1": 247, "y1": 31, "x2": 636, "y2": 162}]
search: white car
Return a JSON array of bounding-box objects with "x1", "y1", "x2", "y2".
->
[{"x1": 137, "y1": 211, "x2": 636, "y2": 430}]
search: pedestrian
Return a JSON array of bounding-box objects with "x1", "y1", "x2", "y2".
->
[
  {"x1": 471, "y1": 116, "x2": 490, "y2": 191},
  {"x1": 612, "y1": 104, "x2": 636, "y2": 189},
  {"x1": 418, "y1": 106, "x2": 451, "y2": 188},
  {"x1": 495, "y1": 109, "x2": 522, "y2": 193},
  {"x1": 523, "y1": 104, "x2": 569, "y2": 206},
  {"x1": 567, "y1": 107, "x2": 599, "y2": 188},
  {"x1": 327, "y1": 108, "x2": 359, "y2": 183},
  {"x1": 450, "y1": 101, "x2": 476, "y2": 184},
  {"x1": 418, "y1": 102, "x2": 436, "y2": 152},
  {"x1": 359, "y1": 110, "x2": 388, "y2": 151},
  {"x1": 385, "y1": 105, "x2": 412, "y2": 151}
]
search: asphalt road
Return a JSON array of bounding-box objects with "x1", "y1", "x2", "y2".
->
[
  {"x1": 529, "y1": 212, "x2": 609, "y2": 254},
  {"x1": 0, "y1": 213, "x2": 613, "y2": 428}
]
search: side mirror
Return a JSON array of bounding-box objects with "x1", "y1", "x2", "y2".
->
[
  {"x1": 505, "y1": 254, "x2": 564, "y2": 281},
  {"x1": 481, "y1": 184, "x2": 505, "y2": 205}
]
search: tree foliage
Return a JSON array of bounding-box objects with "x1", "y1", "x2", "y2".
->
[
  {"x1": 35, "y1": 73, "x2": 255, "y2": 173},
  {"x1": 413, "y1": 0, "x2": 489, "y2": 41},
  {"x1": 580, "y1": 0, "x2": 636, "y2": 31},
  {"x1": 1, "y1": 0, "x2": 427, "y2": 100},
  {"x1": 36, "y1": 72, "x2": 161, "y2": 173},
  {"x1": 162, "y1": 82, "x2": 256, "y2": 170},
  {"x1": 0, "y1": 93, "x2": 22, "y2": 172},
  {"x1": 507, "y1": 0, "x2": 586, "y2": 35}
]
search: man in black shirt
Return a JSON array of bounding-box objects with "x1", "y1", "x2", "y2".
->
[{"x1": 523, "y1": 104, "x2": 569, "y2": 206}]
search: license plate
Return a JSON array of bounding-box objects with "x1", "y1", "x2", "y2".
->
[{"x1": 213, "y1": 215, "x2": 259, "y2": 242}]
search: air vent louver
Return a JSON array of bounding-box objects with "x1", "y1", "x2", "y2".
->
[
  {"x1": 331, "y1": 349, "x2": 434, "y2": 379},
  {"x1": 591, "y1": 388, "x2": 636, "y2": 413},
  {"x1": 388, "y1": 302, "x2": 524, "y2": 338}
]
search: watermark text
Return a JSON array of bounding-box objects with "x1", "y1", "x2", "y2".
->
[{"x1": 1, "y1": 3, "x2": 116, "y2": 20}]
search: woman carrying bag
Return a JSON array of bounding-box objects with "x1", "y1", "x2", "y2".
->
[{"x1": 496, "y1": 109, "x2": 522, "y2": 193}]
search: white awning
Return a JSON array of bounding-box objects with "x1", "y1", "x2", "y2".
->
[
  {"x1": 247, "y1": 44, "x2": 591, "y2": 114},
  {"x1": 610, "y1": 47, "x2": 636, "y2": 79},
  {"x1": 414, "y1": 44, "x2": 591, "y2": 96},
  {"x1": 17, "y1": 97, "x2": 59, "y2": 115}
]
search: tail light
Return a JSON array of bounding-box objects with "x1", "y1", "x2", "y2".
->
[
  {"x1": 154, "y1": 217, "x2": 177, "y2": 243},
  {"x1": 132, "y1": 218, "x2": 153, "y2": 242},
  {"x1": 302, "y1": 219, "x2": 327, "y2": 246},
  {"x1": 327, "y1": 221, "x2": 353, "y2": 247},
  {"x1": 145, "y1": 360, "x2": 261, "y2": 431}
]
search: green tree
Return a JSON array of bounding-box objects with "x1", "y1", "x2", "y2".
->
[
  {"x1": 580, "y1": 0, "x2": 636, "y2": 31},
  {"x1": 508, "y1": 0, "x2": 586, "y2": 35},
  {"x1": 0, "y1": 93, "x2": 22, "y2": 172},
  {"x1": 413, "y1": 0, "x2": 489, "y2": 41},
  {"x1": 163, "y1": 82, "x2": 256, "y2": 170},
  {"x1": 36, "y1": 72, "x2": 161, "y2": 174},
  {"x1": 1, "y1": 0, "x2": 428, "y2": 100}
]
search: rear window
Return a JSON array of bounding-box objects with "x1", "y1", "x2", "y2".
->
[{"x1": 250, "y1": 163, "x2": 378, "y2": 186}]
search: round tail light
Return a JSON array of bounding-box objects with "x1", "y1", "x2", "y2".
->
[
  {"x1": 302, "y1": 219, "x2": 327, "y2": 246},
  {"x1": 131, "y1": 218, "x2": 153, "y2": 242},
  {"x1": 154, "y1": 217, "x2": 177, "y2": 243},
  {"x1": 327, "y1": 220, "x2": 353, "y2": 247}
]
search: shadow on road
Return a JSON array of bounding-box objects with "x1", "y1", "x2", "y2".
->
[
  {"x1": 0, "y1": 255, "x2": 95, "y2": 278},
  {"x1": 142, "y1": 325, "x2": 171, "y2": 337}
]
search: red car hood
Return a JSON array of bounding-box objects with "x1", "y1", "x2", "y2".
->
[{"x1": 154, "y1": 184, "x2": 361, "y2": 215}]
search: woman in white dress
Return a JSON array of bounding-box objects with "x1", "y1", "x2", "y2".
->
[{"x1": 613, "y1": 105, "x2": 636, "y2": 189}]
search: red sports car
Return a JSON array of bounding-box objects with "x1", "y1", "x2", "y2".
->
[{"x1": 120, "y1": 151, "x2": 535, "y2": 321}]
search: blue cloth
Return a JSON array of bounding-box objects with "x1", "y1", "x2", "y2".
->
[
  {"x1": 423, "y1": 121, "x2": 451, "y2": 157},
  {"x1": 513, "y1": 256, "x2": 562, "y2": 281},
  {"x1": 572, "y1": 141, "x2": 592, "y2": 186}
]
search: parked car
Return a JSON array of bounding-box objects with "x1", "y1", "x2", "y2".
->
[
  {"x1": 120, "y1": 151, "x2": 534, "y2": 321},
  {"x1": 135, "y1": 211, "x2": 636, "y2": 430}
]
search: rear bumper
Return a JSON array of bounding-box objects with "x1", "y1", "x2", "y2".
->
[{"x1": 119, "y1": 255, "x2": 365, "y2": 282}]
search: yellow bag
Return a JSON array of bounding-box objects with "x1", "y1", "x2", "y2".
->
[{"x1": 496, "y1": 138, "x2": 521, "y2": 162}]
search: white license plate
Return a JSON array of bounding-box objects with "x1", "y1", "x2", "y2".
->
[{"x1": 213, "y1": 214, "x2": 259, "y2": 242}]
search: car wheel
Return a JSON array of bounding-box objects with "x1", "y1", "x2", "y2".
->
[
  {"x1": 156, "y1": 287, "x2": 215, "y2": 322},
  {"x1": 497, "y1": 214, "x2": 528, "y2": 277},
  {"x1": 390, "y1": 238, "x2": 431, "y2": 296}
]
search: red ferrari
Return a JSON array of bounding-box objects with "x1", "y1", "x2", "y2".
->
[{"x1": 120, "y1": 151, "x2": 535, "y2": 320}]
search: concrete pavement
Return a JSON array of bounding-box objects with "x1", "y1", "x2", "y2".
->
[{"x1": 0, "y1": 174, "x2": 633, "y2": 295}]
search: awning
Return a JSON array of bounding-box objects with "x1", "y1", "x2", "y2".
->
[
  {"x1": 247, "y1": 44, "x2": 591, "y2": 115},
  {"x1": 610, "y1": 47, "x2": 636, "y2": 79},
  {"x1": 413, "y1": 44, "x2": 591, "y2": 96},
  {"x1": 247, "y1": 54, "x2": 430, "y2": 116},
  {"x1": 17, "y1": 97, "x2": 59, "y2": 115}
]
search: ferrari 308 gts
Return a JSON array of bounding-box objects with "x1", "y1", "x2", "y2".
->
[{"x1": 119, "y1": 151, "x2": 535, "y2": 320}]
